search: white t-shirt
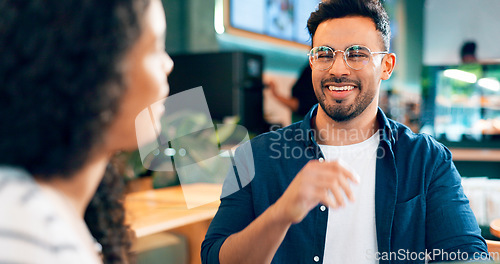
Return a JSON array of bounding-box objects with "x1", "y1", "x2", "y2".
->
[
  {"x1": 319, "y1": 131, "x2": 379, "y2": 264},
  {"x1": 0, "y1": 167, "x2": 102, "y2": 263}
]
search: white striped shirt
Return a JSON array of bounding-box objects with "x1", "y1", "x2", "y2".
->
[{"x1": 0, "y1": 167, "x2": 102, "y2": 263}]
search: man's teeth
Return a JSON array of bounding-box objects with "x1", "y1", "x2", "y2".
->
[{"x1": 328, "y1": 85, "x2": 354, "y2": 91}]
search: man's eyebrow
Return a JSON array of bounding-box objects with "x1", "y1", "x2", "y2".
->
[
  {"x1": 318, "y1": 44, "x2": 369, "y2": 50},
  {"x1": 316, "y1": 44, "x2": 334, "y2": 49}
]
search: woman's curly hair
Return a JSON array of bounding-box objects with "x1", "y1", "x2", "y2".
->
[
  {"x1": 0, "y1": 0, "x2": 149, "y2": 176},
  {"x1": 0, "y1": 0, "x2": 151, "y2": 262},
  {"x1": 85, "y1": 160, "x2": 135, "y2": 263}
]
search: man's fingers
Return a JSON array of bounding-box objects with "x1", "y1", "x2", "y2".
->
[
  {"x1": 302, "y1": 160, "x2": 359, "y2": 209},
  {"x1": 335, "y1": 177, "x2": 353, "y2": 202},
  {"x1": 315, "y1": 170, "x2": 356, "y2": 206},
  {"x1": 346, "y1": 170, "x2": 360, "y2": 185},
  {"x1": 319, "y1": 189, "x2": 337, "y2": 209},
  {"x1": 328, "y1": 183, "x2": 345, "y2": 208}
]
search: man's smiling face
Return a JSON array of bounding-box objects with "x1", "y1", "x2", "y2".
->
[{"x1": 311, "y1": 16, "x2": 393, "y2": 122}]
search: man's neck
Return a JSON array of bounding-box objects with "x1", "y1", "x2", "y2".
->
[{"x1": 314, "y1": 105, "x2": 380, "y2": 146}]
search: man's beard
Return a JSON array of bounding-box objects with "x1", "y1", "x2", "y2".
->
[{"x1": 315, "y1": 77, "x2": 375, "y2": 122}]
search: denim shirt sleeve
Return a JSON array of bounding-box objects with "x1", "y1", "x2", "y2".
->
[
  {"x1": 424, "y1": 142, "x2": 489, "y2": 261},
  {"x1": 201, "y1": 143, "x2": 257, "y2": 264},
  {"x1": 201, "y1": 184, "x2": 256, "y2": 264}
]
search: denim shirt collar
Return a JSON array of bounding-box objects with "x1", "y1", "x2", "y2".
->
[{"x1": 299, "y1": 104, "x2": 395, "y2": 148}]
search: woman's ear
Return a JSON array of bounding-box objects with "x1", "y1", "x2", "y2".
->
[{"x1": 381, "y1": 53, "x2": 396, "y2": 80}]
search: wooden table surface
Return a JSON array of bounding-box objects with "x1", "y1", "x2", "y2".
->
[
  {"x1": 125, "y1": 183, "x2": 222, "y2": 264},
  {"x1": 125, "y1": 183, "x2": 222, "y2": 238},
  {"x1": 492, "y1": 218, "x2": 500, "y2": 239},
  {"x1": 450, "y1": 148, "x2": 500, "y2": 162}
]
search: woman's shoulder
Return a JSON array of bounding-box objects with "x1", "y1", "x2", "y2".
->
[{"x1": 0, "y1": 167, "x2": 88, "y2": 263}]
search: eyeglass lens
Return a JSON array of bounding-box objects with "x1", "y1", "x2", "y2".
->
[{"x1": 310, "y1": 45, "x2": 372, "y2": 70}]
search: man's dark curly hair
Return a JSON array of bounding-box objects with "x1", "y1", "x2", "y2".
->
[
  {"x1": 0, "y1": 0, "x2": 151, "y2": 263},
  {"x1": 307, "y1": 0, "x2": 391, "y2": 51}
]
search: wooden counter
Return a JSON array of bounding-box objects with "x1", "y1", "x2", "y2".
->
[
  {"x1": 450, "y1": 148, "x2": 500, "y2": 162},
  {"x1": 492, "y1": 218, "x2": 500, "y2": 239},
  {"x1": 125, "y1": 183, "x2": 222, "y2": 264}
]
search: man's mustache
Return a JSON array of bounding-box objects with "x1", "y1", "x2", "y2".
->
[{"x1": 321, "y1": 77, "x2": 361, "y2": 87}]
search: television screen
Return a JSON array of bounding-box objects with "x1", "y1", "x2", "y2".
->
[{"x1": 227, "y1": 0, "x2": 321, "y2": 46}]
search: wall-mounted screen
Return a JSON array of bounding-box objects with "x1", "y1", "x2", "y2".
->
[{"x1": 225, "y1": 0, "x2": 321, "y2": 47}]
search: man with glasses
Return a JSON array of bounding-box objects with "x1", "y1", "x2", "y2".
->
[{"x1": 202, "y1": 0, "x2": 489, "y2": 263}]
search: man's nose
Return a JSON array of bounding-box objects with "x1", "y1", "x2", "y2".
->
[{"x1": 328, "y1": 51, "x2": 351, "y2": 76}]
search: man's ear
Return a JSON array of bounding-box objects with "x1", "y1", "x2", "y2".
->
[{"x1": 381, "y1": 53, "x2": 396, "y2": 80}]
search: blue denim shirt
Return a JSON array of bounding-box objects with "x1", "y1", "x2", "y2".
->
[{"x1": 201, "y1": 105, "x2": 488, "y2": 264}]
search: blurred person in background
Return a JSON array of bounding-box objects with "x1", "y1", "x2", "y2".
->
[
  {"x1": 0, "y1": 0, "x2": 173, "y2": 263},
  {"x1": 268, "y1": 65, "x2": 318, "y2": 123},
  {"x1": 461, "y1": 41, "x2": 478, "y2": 64}
]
